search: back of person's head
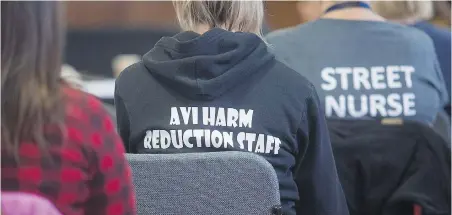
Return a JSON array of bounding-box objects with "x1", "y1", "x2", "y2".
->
[
  {"x1": 173, "y1": 0, "x2": 264, "y2": 37},
  {"x1": 1, "y1": 1, "x2": 65, "y2": 158},
  {"x1": 372, "y1": 1, "x2": 434, "y2": 22}
]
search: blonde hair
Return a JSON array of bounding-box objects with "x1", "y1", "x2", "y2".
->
[
  {"x1": 372, "y1": 1, "x2": 434, "y2": 21},
  {"x1": 61, "y1": 64, "x2": 83, "y2": 89},
  {"x1": 173, "y1": 0, "x2": 264, "y2": 38}
]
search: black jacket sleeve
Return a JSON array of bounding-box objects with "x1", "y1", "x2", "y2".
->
[
  {"x1": 114, "y1": 86, "x2": 131, "y2": 153},
  {"x1": 294, "y1": 85, "x2": 349, "y2": 215}
]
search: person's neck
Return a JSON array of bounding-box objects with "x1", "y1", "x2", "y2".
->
[
  {"x1": 194, "y1": 25, "x2": 212, "y2": 35},
  {"x1": 322, "y1": 8, "x2": 385, "y2": 22}
]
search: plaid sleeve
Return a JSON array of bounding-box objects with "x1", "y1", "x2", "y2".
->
[{"x1": 82, "y1": 95, "x2": 136, "y2": 215}]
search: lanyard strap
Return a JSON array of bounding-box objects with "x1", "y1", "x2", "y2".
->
[{"x1": 324, "y1": 1, "x2": 372, "y2": 14}]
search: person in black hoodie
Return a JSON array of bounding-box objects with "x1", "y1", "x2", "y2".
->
[{"x1": 115, "y1": 1, "x2": 349, "y2": 215}]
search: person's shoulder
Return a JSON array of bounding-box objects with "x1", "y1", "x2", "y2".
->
[
  {"x1": 63, "y1": 86, "x2": 114, "y2": 130},
  {"x1": 115, "y1": 61, "x2": 147, "y2": 85},
  {"x1": 115, "y1": 61, "x2": 150, "y2": 96},
  {"x1": 266, "y1": 21, "x2": 317, "y2": 39},
  {"x1": 63, "y1": 86, "x2": 121, "y2": 153},
  {"x1": 265, "y1": 24, "x2": 309, "y2": 45},
  {"x1": 371, "y1": 21, "x2": 438, "y2": 57},
  {"x1": 266, "y1": 24, "x2": 313, "y2": 60},
  {"x1": 387, "y1": 22, "x2": 435, "y2": 48},
  {"x1": 63, "y1": 86, "x2": 102, "y2": 108},
  {"x1": 266, "y1": 26, "x2": 297, "y2": 40},
  {"x1": 268, "y1": 60, "x2": 317, "y2": 97}
]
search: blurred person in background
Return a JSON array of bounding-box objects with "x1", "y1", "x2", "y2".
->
[
  {"x1": 112, "y1": 54, "x2": 141, "y2": 78},
  {"x1": 115, "y1": 1, "x2": 349, "y2": 215},
  {"x1": 61, "y1": 64, "x2": 84, "y2": 89},
  {"x1": 432, "y1": 1, "x2": 451, "y2": 28},
  {"x1": 372, "y1": 0, "x2": 451, "y2": 114},
  {"x1": 1, "y1": 2, "x2": 136, "y2": 214},
  {"x1": 266, "y1": 1, "x2": 448, "y2": 124}
]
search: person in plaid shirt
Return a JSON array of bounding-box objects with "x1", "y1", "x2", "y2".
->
[{"x1": 1, "y1": 2, "x2": 136, "y2": 215}]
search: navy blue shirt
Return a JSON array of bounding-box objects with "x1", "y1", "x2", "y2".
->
[{"x1": 115, "y1": 28, "x2": 349, "y2": 215}]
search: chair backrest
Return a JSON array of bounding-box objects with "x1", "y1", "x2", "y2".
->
[
  {"x1": 1, "y1": 192, "x2": 62, "y2": 215},
  {"x1": 126, "y1": 151, "x2": 281, "y2": 215}
]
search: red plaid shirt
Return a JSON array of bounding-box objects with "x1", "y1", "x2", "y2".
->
[{"x1": 1, "y1": 87, "x2": 136, "y2": 215}]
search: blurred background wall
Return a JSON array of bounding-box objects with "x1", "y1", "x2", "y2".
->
[
  {"x1": 64, "y1": 1, "x2": 450, "y2": 80},
  {"x1": 66, "y1": 1, "x2": 300, "y2": 30},
  {"x1": 64, "y1": 1, "x2": 301, "y2": 78}
]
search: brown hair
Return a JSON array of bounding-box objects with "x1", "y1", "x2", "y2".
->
[{"x1": 1, "y1": 1, "x2": 65, "y2": 158}]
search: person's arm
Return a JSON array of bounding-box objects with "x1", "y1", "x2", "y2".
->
[
  {"x1": 294, "y1": 84, "x2": 349, "y2": 215},
  {"x1": 114, "y1": 86, "x2": 131, "y2": 152},
  {"x1": 85, "y1": 95, "x2": 136, "y2": 215}
]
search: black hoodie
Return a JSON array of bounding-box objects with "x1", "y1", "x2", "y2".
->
[{"x1": 115, "y1": 28, "x2": 349, "y2": 215}]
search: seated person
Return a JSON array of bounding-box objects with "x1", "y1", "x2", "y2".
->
[
  {"x1": 1, "y1": 2, "x2": 136, "y2": 214},
  {"x1": 266, "y1": 1, "x2": 448, "y2": 124},
  {"x1": 115, "y1": 1, "x2": 348, "y2": 215},
  {"x1": 373, "y1": 0, "x2": 451, "y2": 112}
]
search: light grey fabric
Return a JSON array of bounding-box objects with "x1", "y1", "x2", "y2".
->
[{"x1": 126, "y1": 151, "x2": 281, "y2": 215}]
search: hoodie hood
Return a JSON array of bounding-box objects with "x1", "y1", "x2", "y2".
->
[{"x1": 143, "y1": 28, "x2": 274, "y2": 100}]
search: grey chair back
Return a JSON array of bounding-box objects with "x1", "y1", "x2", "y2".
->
[{"x1": 126, "y1": 151, "x2": 281, "y2": 215}]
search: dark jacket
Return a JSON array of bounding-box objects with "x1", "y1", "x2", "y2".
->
[
  {"x1": 328, "y1": 119, "x2": 451, "y2": 215},
  {"x1": 115, "y1": 28, "x2": 349, "y2": 215}
]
